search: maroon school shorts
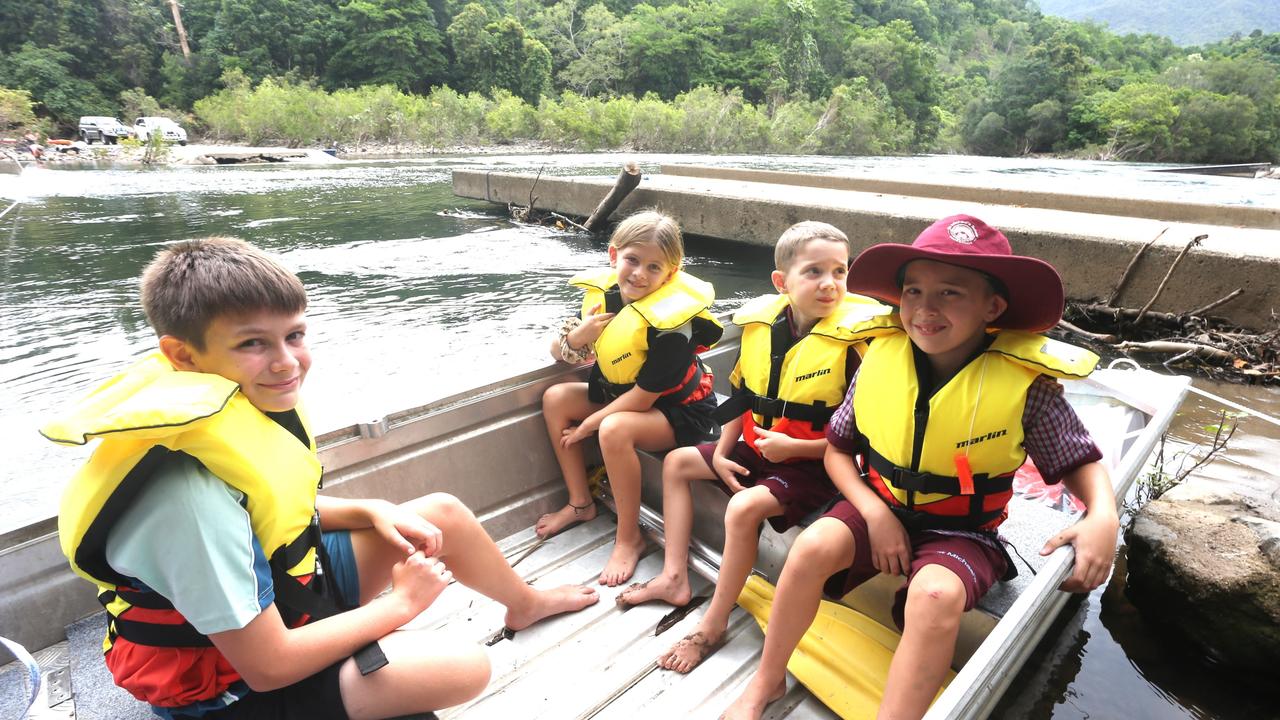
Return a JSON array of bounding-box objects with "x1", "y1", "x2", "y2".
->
[
  {"x1": 697, "y1": 440, "x2": 838, "y2": 533},
  {"x1": 820, "y1": 499, "x2": 1008, "y2": 630}
]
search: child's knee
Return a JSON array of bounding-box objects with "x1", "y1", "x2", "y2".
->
[
  {"x1": 904, "y1": 569, "x2": 966, "y2": 630},
  {"x1": 788, "y1": 520, "x2": 852, "y2": 576},
  {"x1": 455, "y1": 644, "x2": 492, "y2": 699},
  {"x1": 418, "y1": 492, "x2": 473, "y2": 527},
  {"x1": 662, "y1": 447, "x2": 703, "y2": 483},
  {"x1": 597, "y1": 414, "x2": 633, "y2": 452},
  {"x1": 725, "y1": 487, "x2": 774, "y2": 529},
  {"x1": 542, "y1": 382, "x2": 570, "y2": 411}
]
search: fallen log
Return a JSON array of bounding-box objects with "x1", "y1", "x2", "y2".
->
[{"x1": 584, "y1": 161, "x2": 641, "y2": 232}]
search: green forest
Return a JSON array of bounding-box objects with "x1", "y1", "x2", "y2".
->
[{"x1": 2, "y1": 0, "x2": 1279, "y2": 162}]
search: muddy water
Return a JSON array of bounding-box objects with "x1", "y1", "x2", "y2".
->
[{"x1": 2, "y1": 153, "x2": 1278, "y2": 718}]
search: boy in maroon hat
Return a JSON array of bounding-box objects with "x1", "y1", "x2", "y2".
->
[{"x1": 723, "y1": 215, "x2": 1117, "y2": 720}]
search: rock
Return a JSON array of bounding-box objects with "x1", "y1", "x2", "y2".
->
[{"x1": 1126, "y1": 497, "x2": 1280, "y2": 677}]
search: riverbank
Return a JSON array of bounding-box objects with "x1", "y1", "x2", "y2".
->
[{"x1": 31, "y1": 141, "x2": 560, "y2": 168}]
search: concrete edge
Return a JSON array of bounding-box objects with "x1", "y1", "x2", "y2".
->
[{"x1": 660, "y1": 164, "x2": 1280, "y2": 230}]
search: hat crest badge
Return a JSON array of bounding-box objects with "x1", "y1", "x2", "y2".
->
[{"x1": 947, "y1": 220, "x2": 978, "y2": 245}]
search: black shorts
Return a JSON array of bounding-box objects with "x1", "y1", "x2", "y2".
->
[
  {"x1": 656, "y1": 393, "x2": 720, "y2": 447},
  {"x1": 177, "y1": 661, "x2": 348, "y2": 720}
]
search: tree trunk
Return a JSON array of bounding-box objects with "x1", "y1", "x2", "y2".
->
[{"x1": 168, "y1": 0, "x2": 192, "y2": 62}]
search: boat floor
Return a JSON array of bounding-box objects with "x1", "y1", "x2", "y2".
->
[{"x1": 5, "y1": 487, "x2": 1086, "y2": 720}]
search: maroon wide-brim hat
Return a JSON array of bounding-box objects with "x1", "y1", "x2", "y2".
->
[{"x1": 848, "y1": 214, "x2": 1064, "y2": 332}]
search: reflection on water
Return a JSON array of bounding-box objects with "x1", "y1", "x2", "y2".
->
[{"x1": 3, "y1": 153, "x2": 1278, "y2": 719}]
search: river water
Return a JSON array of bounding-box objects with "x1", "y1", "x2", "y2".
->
[{"x1": 2, "y1": 152, "x2": 1278, "y2": 717}]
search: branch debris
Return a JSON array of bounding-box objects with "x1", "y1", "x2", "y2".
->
[{"x1": 1054, "y1": 231, "x2": 1278, "y2": 385}]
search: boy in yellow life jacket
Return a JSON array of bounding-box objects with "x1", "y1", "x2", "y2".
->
[
  {"x1": 541, "y1": 210, "x2": 723, "y2": 587},
  {"x1": 723, "y1": 215, "x2": 1118, "y2": 720},
  {"x1": 617, "y1": 221, "x2": 885, "y2": 673},
  {"x1": 45, "y1": 237, "x2": 598, "y2": 720}
]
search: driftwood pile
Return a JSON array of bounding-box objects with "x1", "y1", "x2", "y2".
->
[
  {"x1": 509, "y1": 161, "x2": 641, "y2": 234},
  {"x1": 1052, "y1": 228, "x2": 1279, "y2": 385}
]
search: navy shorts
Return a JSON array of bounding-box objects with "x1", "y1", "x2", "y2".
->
[
  {"x1": 820, "y1": 499, "x2": 1007, "y2": 630},
  {"x1": 175, "y1": 531, "x2": 361, "y2": 720},
  {"x1": 322, "y1": 530, "x2": 361, "y2": 607},
  {"x1": 698, "y1": 440, "x2": 838, "y2": 533}
]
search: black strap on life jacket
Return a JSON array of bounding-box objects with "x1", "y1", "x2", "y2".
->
[
  {"x1": 866, "y1": 449, "x2": 1014, "y2": 497},
  {"x1": 711, "y1": 387, "x2": 833, "y2": 426},
  {"x1": 865, "y1": 449, "x2": 1014, "y2": 532},
  {"x1": 596, "y1": 359, "x2": 708, "y2": 405},
  {"x1": 712, "y1": 311, "x2": 839, "y2": 427}
]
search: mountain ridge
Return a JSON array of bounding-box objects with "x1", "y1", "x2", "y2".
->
[{"x1": 1036, "y1": 0, "x2": 1280, "y2": 45}]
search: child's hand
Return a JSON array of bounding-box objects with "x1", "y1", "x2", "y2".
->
[
  {"x1": 752, "y1": 427, "x2": 792, "y2": 463},
  {"x1": 391, "y1": 551, "x2": 452, "y2": 616},
  {"x1": 1041, "y1": 512, "x2": 1119, "y2": 592},
  {"x1": 561, "y1": 423, "x2": 594, "y2": 448},
  {"x1": 569, "y1": 304, "x2": 615, "y2": 347},
  {"x1": 864, "y1": 504, "x2": 911, "y2": 576},
  {"x1": 372, "y1": 503, "x2": 444, "y2": 557},
  {"x1": 711, "y1": 453, "x2": 749, "y2": 493}
]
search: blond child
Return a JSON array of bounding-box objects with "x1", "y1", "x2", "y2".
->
[
  {"x1": 46, "y1": 237, "x2": 598, "y2": 720},
  {"x1": 541, "y1": 210, "x2": 723, "y2": 586},
  {"x1": 723, "y1": 215, "x2": 1117, "y2": 720},
  {"x1": 617, "y1": 221, "x2": 885, "y2": 672}
]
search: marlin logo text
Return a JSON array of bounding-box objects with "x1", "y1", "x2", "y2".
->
[
  {"x1": 611, "y1": 352, "x2": 632, "y2": 365},
  {"x1": 955, "y1": 429, "x2": 1007, "y2": 449},
  {"x1": 794, "y1": 368, "x2": 831, "y2": 383}
]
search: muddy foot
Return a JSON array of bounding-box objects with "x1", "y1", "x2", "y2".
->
[
  {"x1": 658, "y1": 628, "x2": 724, "y2": 673},
  {"x1": 720, "y1": 676, "x2": 787, "y2": 720},
  {"x1": 535, "y1": 502, "x2": 597, "y2": 539},
  {"x1": 598, "y1": 536, "x2": 645, "y2": 587},
  {"x1": 616, "y1": 572, "x2": 692, "y2": 608},
  {"x1": 505, "y1": 584, "x2": 599, "y2": 631}
]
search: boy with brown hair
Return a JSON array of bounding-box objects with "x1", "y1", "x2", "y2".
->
[
  {"x1": 45, "y1": 237, "x2": 598, "y2": 720},
  {"x1": 723, "y1": 215, "x2": 1117, "y2": 720},
  {"x1": 617, "y1": 221, "x2": 884, "y2": 673}
]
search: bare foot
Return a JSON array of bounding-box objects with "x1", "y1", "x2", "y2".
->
[
  {"x1": 616, "y1": 571, "x2": 692, "y2": 608},
  {"x1": 535, "y1": 502, "x2": 597, "y2": 539},
  {"x1": 720, "y1": 675, "x2": 787, "y2": 720},
  {"x1": 658, "y1": 627, "x2": 723, "y2": 673},
  {"x1": 505, "y1": 584, "x2": 599, "y2": 630},
  {"x1": 598, "y1": 535, "x2": 645, "y2": 587}
]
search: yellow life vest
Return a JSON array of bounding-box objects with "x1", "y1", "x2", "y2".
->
[
  {"x1": 852, "y1": 318, "x2": 1097, "y2": 531},
  {"x1": 571, "y1": 267, "x2": 723, "y2": 397},
  {"x1": 717, "y1": 293, "x2": 887, "y2": 448},
  {"x1": 45, "y1": 353, "x2": 328, "y2": 660}
]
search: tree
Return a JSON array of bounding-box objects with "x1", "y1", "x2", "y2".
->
[
  {"x1": 1089, "y1": 82, "x2": 1179, "y2": 160},
  {"x1": 616, "y1": 2, "x2": 723, "y2": 99},
  {"x1": 327, "y1": 0, "x2": 448, "y2": 92},
  {"x1": 809, "y1": 79, "x2": 912, "y2": 155},
  {"x1": 448, "y1": 4, "x2": 496, "y2": 93},
  {"x1": 843, "y1": 19, "x2": 941, "y2": 145},
  {"x1": 0, "y1": 45, "x2": 111, "y2": 127},
  {"x1": 0, "y1": 87, "x2": 38, "y2": 133},
  {"x1": 447, "y1": 5, "x2": 552, "y2": 101},
  {"x1": 559, "y1": 4, "x2": 626, "y2": 95},
  {"x1": 1171, "y1": 89, "x2": 1260, "y2": 163}
]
